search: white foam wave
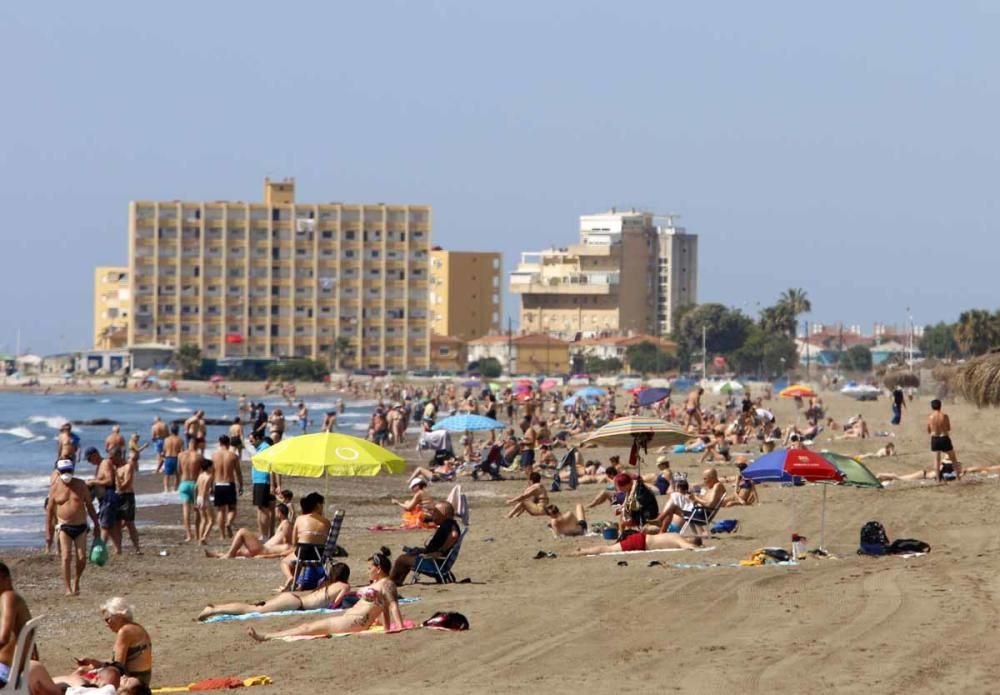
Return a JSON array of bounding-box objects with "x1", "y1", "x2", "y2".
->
[
  {"x1": 0, "y1": 427, "x2": 37, "y2": 439},
  {"x1": 165, "y1": 407, "x2": 189, "y2": 413},
  {"x1": 166, "y1": 397, "x2": 184, "y2": 403},
  {"x1": 350, "y1": 423, "x2": 369, "y2": 431},
  {"x1": 138, "y1": 398, "x2": 163, "y2": 404},
  {"x1": 99, "y1": 399, "x2": 111, "y2": 403},
  {"x1": 26, "y1": 415, "x2": 69, "y2": 429}
]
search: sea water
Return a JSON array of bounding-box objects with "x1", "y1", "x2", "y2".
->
[{"x1": 0, "y1": 389, "x2": 377, "y2": 548}]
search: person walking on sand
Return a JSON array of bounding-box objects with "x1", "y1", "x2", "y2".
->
[
  {"x1": 178, "y1": 437, "x2": 201, "y2": 542},
  {"x1": 88, "y1": 449, "x2": 122, "y2": 555},
  {"x1": 684, "y1": 388, "x2": 705, "y2": 432},
  {"x1": 891, "y1": 386, "x2": 906, "y2": 426},
  {"x1": 248, "y1": 432, "x2": 278, "y2": 540},
  {"x1": 196, "y1": 458, "x2": 215, "y2": 543},
  {"x1": 160, "y1": 425, "x2": 183, "y2": 493},
  {"x1": 213, "y1": 435, "x2": 243, "y2": 539},
  {"x1": 928, "y1": 399, "x2": 960, "y2": 481},
  {"x1": 115, "y1": 454, "x2": 142, "y2": 554},
  {"x1": 46, "y1": 460, "x2": 99, "y2": 595}
]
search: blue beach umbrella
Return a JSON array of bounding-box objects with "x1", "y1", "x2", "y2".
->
[
  {"x1": 432, "y1": 414, "x2": 506, "y2": 432},
  {"x1": 573, "y1": 386, "x2": 607, "y2": 399},
  {"x1": 637, "y1": 387, "x2": 670, "y2": 407},
  {"x1": 563, "y1": 394, "x2": 598, "y2": 408}
]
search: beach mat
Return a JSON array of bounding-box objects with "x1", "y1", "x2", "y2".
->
[
  {"x1": 367, "y1": 525, "x2": 427, "y2": 532},
  {"x1": 152, "y1": 675, "x2": 272, "y2": 693},
  {"x1": 279, "y1": 620, "x2": 420, "y2": 641},
  {"x1": 202, "y1": 597, "x2": 420, "y2": 623},
  {"x1": 671, "y1": 561, "x2": 799, "y2": 570},
  {"x1": 586, "y1": 546, "x2": 715, "y2": 558}
]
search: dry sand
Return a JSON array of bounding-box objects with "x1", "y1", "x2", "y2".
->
[{"x1": 7, "y1": 391, "x2": 1000, "y2": 694}]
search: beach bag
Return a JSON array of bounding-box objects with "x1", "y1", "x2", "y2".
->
[
  {"x1": 858, "y1": 520, "x2": 890, "y2": 556},
  {"x1": 711, "y1": 519, "x2": 739, "y2": 534},
  {"x1": 422, "y1": 611, "x2": 470, "y2": 631},
  {"x1": 761, "y1": 547, "x2": 791, "y2": 562},
  {"x1": 888, "y1": 538, "x2": 930, "y2": 555},
  {"x1": 90, "y1": 537, "x2": 108, "y2": 567}
]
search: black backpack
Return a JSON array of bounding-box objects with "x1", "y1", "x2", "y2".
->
[
  {"x1": 858, "y1": 521, "x2": 890, "y2": 556},
  {"x1": 888, "y1": 538, "x2": 931, "y2": 555},
  {"x1": 422, "y1": 611, "x2": 470, "y2": 631}
]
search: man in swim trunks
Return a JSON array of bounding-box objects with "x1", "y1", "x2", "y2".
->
[
  {"x1": 249, "y1": 432, "x2": 278, "y2": 539},
  {"x1": 545, "y1": 503, "x2": 589, "y2": 537},
  {"x1": 87, "y1": 450, "x2": 122, "y2": 555},
  {"x1": 0, "y1": 562, "x2": 32, "y2": 688},
  {"x1": 570, "y1": 531, "x2": 702, "y2": 556},
  {"x1": 46, "y1": 460, "x2": 99, "y2": 595},
  {"x1": 160, "y1": 424, "x2": 183, "y2": 493},
  {"x1": 928, "y1": 399, "x2": 960, "y2": 481},
  {"x1": 178, "y1": 437, "x2": 202, "y2": 542},
  {"x1": 115, "y1": 454, "x2": 142, "y2": 554},
  {"x1": 150, "y1": 416, "x2": 168, "y2": 471},
  {"x1": 684, "y1": 388, "x2": 705, "y2": 432},
  {"x1": 212, "y1": 435, "x2": 243, "y2": 540}
]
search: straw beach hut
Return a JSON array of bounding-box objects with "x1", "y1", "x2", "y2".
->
[
  {"x1": 882, "y1": 372, "x2": 920, "y2": 390},
  {"x1": 957, "y1": 352, "x2": 1000, "y2": 408}
]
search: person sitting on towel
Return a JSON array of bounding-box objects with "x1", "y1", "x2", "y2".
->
[{"x1": 545, "y1": 504, "x2": 588, "y2": 537}]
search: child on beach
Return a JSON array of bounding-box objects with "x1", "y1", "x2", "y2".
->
[{"x1": 196, "y1": 458, "x2": 214, "y2": 543}]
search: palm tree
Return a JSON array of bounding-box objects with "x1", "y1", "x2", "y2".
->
[
  {"x1": 954, "y1": 309, "x2": 998, "y2": 356},
  {"x1": 332, "y1": 336, "x2": 352, "y2": 371},
  {"x1": 776, "y1": 288, "x2": 811, "y2": 337}
]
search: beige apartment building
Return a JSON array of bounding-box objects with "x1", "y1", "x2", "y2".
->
[
  {"x1": 94, "y1": 266, "x2": 130, "y2": 349},
  {"x1": 127, "y1": 178, "x2": 432, "y2": 370},
  {"x1": 511, "y1": 209, "x2": 697, "y2": 338},
  {"x1": 430, "y1": 249, "x2": 502, "y2": 341}
]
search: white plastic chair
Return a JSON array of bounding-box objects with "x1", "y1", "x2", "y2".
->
[{"x1": 0, "y1": 615, "x2": 42, "y2": 694}]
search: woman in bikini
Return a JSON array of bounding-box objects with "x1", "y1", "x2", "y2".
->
[
  {"x1": 391, "y1": 477, "x2": 434, "y2": 528},
  {"x1": 204, "y1": 503, "x2": 293, "y2": 559},
  {"x1": 198, "y1": 563, "x2": 351, "y2": 621},
  {"x1": 74, "y1": 597, "x2": 153, "y2": 687},
  {"x1": 249, "y1": 548, "x2": 405, "y2": 641}
]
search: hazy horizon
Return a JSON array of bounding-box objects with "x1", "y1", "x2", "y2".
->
[{"x1": 2, "y1": 2, "x2": 998, "y2": 355}]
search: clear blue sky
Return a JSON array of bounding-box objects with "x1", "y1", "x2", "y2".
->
[{"x1": 2, "y1": 2, "x2": 998, "y2": 354}]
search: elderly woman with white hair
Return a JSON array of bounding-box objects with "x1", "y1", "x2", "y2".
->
[{"x1": 74, "y1": 597, "x2": 153, "y2": 687}]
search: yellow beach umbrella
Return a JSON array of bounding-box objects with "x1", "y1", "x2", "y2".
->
[{"x1": 252, "y1": 433, "x2": 405, "y2": 496}]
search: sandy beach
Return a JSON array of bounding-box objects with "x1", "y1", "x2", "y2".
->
[{"x1": 6, "y1": 389, "x2": 1000, "y2": 694}]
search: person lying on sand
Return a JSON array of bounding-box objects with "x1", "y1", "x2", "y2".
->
[
  {"x1": 506, "y1": 472, "x2": 549, "y2": 518},
  {"x1": 570, "y1": 531, "x2": 702, "y2": 556},
  {"x1": 878, "y1": 453, "x2": 962, "y2": 482},
  {"x1": 198, "y1": 563, "x2": 351, "y2": 620},
  {"x1": 545, "y1": 504, "x2": 588, "y2": 537},
  {"x1": 204, "y1": 503, "x2": 293, "y2": 559},
  {"x1": 838, "y1": 415, "x2": 869, "y2": 440},
  {"x1": 858, "y1": 442, "x2": 895, "y2": 459},
  {"x1": 248, "y1": 549, "x2": 405, "y2": 642}
]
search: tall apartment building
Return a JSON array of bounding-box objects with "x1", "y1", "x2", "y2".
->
[
  {"x1": 94, "y1": 266, "x2": 130, "y2": 349},
  {"x1": 429, "y1": 249, "x2": 502, "y2": 341},
  {"x1": 127, "y1": 178, "x2": 432, "y2": 370},
  {"x1": 510, "y1": 209, "x2": 697, "y2": 339}
]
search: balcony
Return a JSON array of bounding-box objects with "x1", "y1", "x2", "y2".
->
[{"x1": 510, "y1": 271, "x2": 620, "y2": 295}]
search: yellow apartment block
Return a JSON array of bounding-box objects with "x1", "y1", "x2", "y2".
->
[
  {"x1": 94, "y1": 266, "x2": 130, "y2": 349},
  {"x1": 127, "y1": 178, "x2": 432, "y2": 370},
  {"x1": 429, "y1": 249, "x2": 502, "y2": 341}
]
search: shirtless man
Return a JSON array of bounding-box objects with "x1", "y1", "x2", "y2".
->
[
  {"x1": 196, "y1": 458, "x2": 215, "y2": 543},
  {"x1": 684, "y1": 388, "x2": 705, "y2": 432},
  {"x1": 160, "y1": 425, "x2": 183, "y2": 493},
  {"x1": 87, "y1": 449, "x2": 122, "y2": 555},
  {"x1": 212, "y1": 435, "x2": 243, "y2": 539},
  {"x1": 104, "y1": 426, "x2": 125, "y2": 457},
  {"x1": 928, "y1": 399, "x2": 960, "y2": 481},
  {"x1": 268, "y1": 409, "x2": 286, "y2": 444},
  {"x1": 654, "y1": 467, "x2": 727, "y2": 534},
  {"x1": 178, "y1": 437, "x2": 202, "y2": 542},
  {"x1": 150, "y1": 416, "x2": 168, "y2": 471},
  {"x1": 321, "y1": 411, "x2": 337, "y2": 432},
  {"x1": 115, "y1": 455, "x2": 142, "y2": 554},
  {"x1": 56, "y1": 423, "x2": 79, "y2": 463},
  {"x1": 519, "y1": 425, "x2": 538, "y2": 476},
  {"x1": 297, "y1": 402, "x2": 309, "y2": 435},
  {"x1": 46, "y1": 460, "x2": 100, "y2": 595},
  {"x1": 0, "y1": 562, "x2": 32, "y2": 689},
  {"x1": 545, "y1": 503, "x2": 588, "y2": 537}
]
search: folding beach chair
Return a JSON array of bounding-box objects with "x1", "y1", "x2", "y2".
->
[
  {"x1": 410, "y1": 526, "x2": 468, "y2": 585},
  {"x1": 0, "y1": 616, "x2": 41, "y2": 694},
  {"x1": 679, "y1": 493, "x2": 726, "y2": 537},
  {"x1": 293, "y1": 509, "x2": 346, "y2": 590}
]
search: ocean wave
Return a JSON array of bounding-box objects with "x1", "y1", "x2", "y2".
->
[
  {"x1": 165, "y1": 407, "x2": 189, "y2": 413},
  {"x1": 0, "y1": 427, "x2": 36, "y2": 439},
  {"x1": 26, "y1": 415, "x2": 70, "y2": 429},
  {"x1": 350, "y1": 423, "x2": 369, "y2": 431},
  {"x1": 166, "y1": 397, "x2": 185, "y2": 403},
  {"x1": 138, "y1": 398, "x2": 163, "y2": 404},
  {"x1": 0, "y1": 495, "x2": 48, "y2": 510},
  {"x1": 99, "y1": 399, "x2": 111, "y2": 403}
]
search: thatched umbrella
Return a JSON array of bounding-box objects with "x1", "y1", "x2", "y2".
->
[
  {"x1": 932, "y1": 364, "x2": 960, "y2": 399},
  {"x1": 958, "y1": 352, "x2": 1000, "y2": 408},
  {"x1": 883, "y1": 372, "x2": 920, "y2": 390}
]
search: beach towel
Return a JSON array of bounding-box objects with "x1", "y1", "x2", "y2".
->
[
  {"x1": 586, "y1": 547, "x2": 715, "y2": 558},
  {"x1": 279, "y1": 620, "x2": 419, "y2": 641},
  {"x1": 151, "y1": 675, "x2": 272, "y2": 693},
  {"x1": 367, "y1": 525, "x2": 424, "y2": 532},
  {"x1": 201, "y1": 597, "x2": 421, "y2": 623},
  {"x1": 446, "y1": 484, "x2": 465, "y2": 519},
  {"x1": 672, "y1": 561, "x2": 799, "y2": 570}
]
